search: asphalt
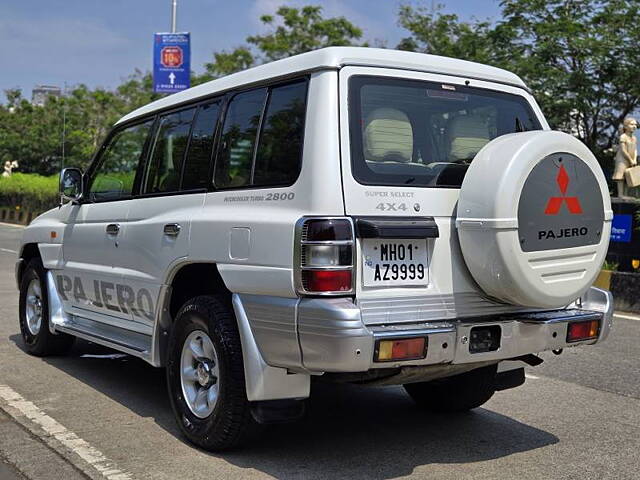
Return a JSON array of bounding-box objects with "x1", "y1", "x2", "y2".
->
[{"x1": 0, "y1": 223, "x2": 639, "y2": 480}]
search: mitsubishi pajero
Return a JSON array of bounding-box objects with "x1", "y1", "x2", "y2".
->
[{"x1": 16, "y1": 47, "x2": 613, "y2": 450}]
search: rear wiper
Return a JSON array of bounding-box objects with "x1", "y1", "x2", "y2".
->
[{"x1": 404, "y1": 177, "x2": 416, "y2": 184}]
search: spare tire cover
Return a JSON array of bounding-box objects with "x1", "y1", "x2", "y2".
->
[{"x1": 456, "y1": 131, "x2": 612, "y2": 308}]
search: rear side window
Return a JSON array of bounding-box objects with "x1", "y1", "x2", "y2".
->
[
  {"x1": 144, "y1": 108, "x2": 196, "y2": 194},
  {"x1": 349, "y1": 76, "x2": 541, "y2": 188},
  {"x1": 215, "y1": 88, "x2": 267, "y2": 189},
  {"x1": 182, "y1": 101, "x2": 220, "y2": 190},
  {"x1": 214, "y1": 79, "x2": 308, "y2": 190},
  {"x1": 88, "y1": 120, "x2": 153, "y2": 202},
  {"x1": 253, "y1": 81, "x2": 308, "y2": 186}
]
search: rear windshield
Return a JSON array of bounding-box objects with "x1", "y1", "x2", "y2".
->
[{"x1": 349, "y1": 76, "x2": 542, "y2": 188}]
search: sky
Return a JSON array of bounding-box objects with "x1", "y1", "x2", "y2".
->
[{"x1": 1, "y1": 0, "x2": 502, "y2": 101}]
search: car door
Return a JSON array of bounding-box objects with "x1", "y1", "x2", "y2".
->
[
  {"x1": 60, "y1": 119, "x2": 154, "y2": 332},
  {"x1": 119, "y1": 102, "x2": 220, "y2": 325}
]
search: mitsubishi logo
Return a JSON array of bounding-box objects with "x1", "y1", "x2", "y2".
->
[{"x1": 544, "y1": 165, "x2": 583, "y2": 215}]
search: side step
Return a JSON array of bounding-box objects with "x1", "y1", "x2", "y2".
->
[{"x1": 55, "y1": 315, "x2": 153, "y2": 362}]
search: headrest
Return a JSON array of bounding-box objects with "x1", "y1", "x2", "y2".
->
[
  {"x1": 447, "y1": 115, "x2": 491, "y2": 161},
  {"x1": 364, "y1": 108, "x2": 413, "y2": 162}
]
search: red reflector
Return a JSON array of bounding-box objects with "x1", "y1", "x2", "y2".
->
[
  {"x1": 303, "y1": 270, "x2": 352, "y2": 292},
  {"x1": 567, "y1": 320, "x2": 599, "y2": 342}
]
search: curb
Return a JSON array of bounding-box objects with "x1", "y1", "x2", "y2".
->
[{"x1": 0, "y1": 208, "x2": 42, "y2": 226}]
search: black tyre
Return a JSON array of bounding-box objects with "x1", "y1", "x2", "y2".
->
[
  {"x1": 404, "y1": 364, "x2": 497, "y2": 413},
  {"x1": 19, "y1": 258, "x2": 75, "y2": 356},
  {"x1": 166, "y1": 295, "x2": 258, "y2": 451}
]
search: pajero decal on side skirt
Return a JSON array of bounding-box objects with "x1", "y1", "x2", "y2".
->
[
  {"x1": 518, "y1": 153, "x2": 604, "y2": 252},
  {"x1": 56, "y1": 274, "x2": 155, "y2": 321}
]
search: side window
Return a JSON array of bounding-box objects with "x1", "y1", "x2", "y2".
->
[
  {"x1": 182, "y1": 101, "x2": 220, "y2": 190},
  {"x1": 89, "y1": 120, "x2": 153, "y2": 202},
  {"x1": 214, "y1": 88, "x2": 267, "y2": 189},
  {"x1": 144, "y1": 108, "x2": 196, "y2": 194},
  {"x1": 253, "y1": 81, "x2": 307, "y2": 186}
]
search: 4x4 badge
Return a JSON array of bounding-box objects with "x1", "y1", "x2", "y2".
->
[{"x1": 544, "y1": 165, "x2": 583, "y2": 215}]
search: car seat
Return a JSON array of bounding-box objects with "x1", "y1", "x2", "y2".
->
[
  {"x1": 364, "y1": 108, "x2": 413, "y2": 163},
  {"x1": 447, "y1": 115, "x2": 491, "y2": 162}
]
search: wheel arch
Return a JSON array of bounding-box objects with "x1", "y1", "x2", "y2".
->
[
  {"x1": 153, "y1": 261, "x2": 232, "y2": 366},
  {"x1": 16, "y1": 243, "x2": 42, "y2": 289}
]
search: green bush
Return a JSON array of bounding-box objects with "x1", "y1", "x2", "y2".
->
[{"x1": 0, "y1": 173, "x2": 59, "y2": 213}]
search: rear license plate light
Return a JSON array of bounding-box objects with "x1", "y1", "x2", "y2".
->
[
  {"x1": 567, "y1": 319, "x2": 599, "y2": 342},
  {"x1": 469, "y1": 326, "x2": 501, "y2": 353},
  {"x1": 375, "y1": 337, "x2": 427, "y2": 362}
]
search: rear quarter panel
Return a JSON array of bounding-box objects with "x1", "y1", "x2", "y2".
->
[{"x1": 188, "y1": 70, "x2": 345, "y2": 298}]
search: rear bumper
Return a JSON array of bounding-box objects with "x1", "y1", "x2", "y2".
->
[{"x1": 240, "y1": 287, "x2": 613, "y2": 374}]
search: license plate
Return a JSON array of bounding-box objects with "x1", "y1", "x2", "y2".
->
[{"x1": 362, "y1": 239, "x2": 428, "y2": 287}]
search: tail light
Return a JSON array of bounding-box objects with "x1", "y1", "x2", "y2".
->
[{"x1": 295, "y1": 217, "x2": 354, "y2": 295}]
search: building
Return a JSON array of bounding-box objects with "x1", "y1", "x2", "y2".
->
[{"x1": 31, "y1": 85, "x2": 61, "y2": 106}]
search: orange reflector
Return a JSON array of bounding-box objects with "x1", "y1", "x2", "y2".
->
[
  {"x1": 375, "y1": 337, "x2": 427, "y2": 362},
  {"x1": 50, "y1": 231, "x2": 57, "y2": 239},
  {"x1": 567, "y1": 320, "x2": 599, "y2": 343}
]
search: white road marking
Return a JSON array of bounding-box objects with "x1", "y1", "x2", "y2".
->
[
  {"x1": 614, "y1": 313, "x2": 640, "y2": 322},
  {"x1": 0, "y1": 384, "x2": 132, "y2": 480},
  {"x1": 525, "y1": 373, "x2": 539, "y2": 380},
  {"x1": 0, "y1": 247, "x2": 17, "y2": 254}
]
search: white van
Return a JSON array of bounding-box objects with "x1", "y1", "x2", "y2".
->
[{"x1": 16, "y1": 47, "x2": 613, "y2": 450}]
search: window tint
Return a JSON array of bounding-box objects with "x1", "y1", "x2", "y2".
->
[
  {"x1": 89, "y1": 120, "x2": 153, "y2": 202},
  {"x1": 349, "y1": 77, "x2": 541, "y2": 188},
  {"x1": 182, "y1": 101, "x2": 220, "y2": 190},
  {"x1": 253, "y1": 81, "x2": 307, "y2": 186},
  {"x1": 144, "y1": 108, "x2": 195, "y2": 194},
  {"x1": 215, "y1": 88, "x2": 267, "y2": 189}
]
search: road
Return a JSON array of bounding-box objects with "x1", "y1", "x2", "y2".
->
[{"x1": 0, "y1": 223, "x2": 639, "y2": 480}]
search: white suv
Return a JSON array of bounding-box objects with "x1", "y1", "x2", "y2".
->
[{"x1": 16, "y1": 47, "x2": 613, "y2": 450}]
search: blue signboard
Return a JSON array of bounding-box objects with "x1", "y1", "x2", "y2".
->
[
  {"x1": 611, "y1": 214, "x2": 633, "y2": 243},
  {"x1": 153, "y1": 33, "x2": 190, "y2": 93}
]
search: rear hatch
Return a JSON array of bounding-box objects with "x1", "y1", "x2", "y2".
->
[{"x1": 337, "y1": 66, "x2": 546, "y2": 324}]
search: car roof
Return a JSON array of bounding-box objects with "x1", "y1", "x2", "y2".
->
[{"x1": 116, "y1": 46, "x2": 528, "y2": 125}]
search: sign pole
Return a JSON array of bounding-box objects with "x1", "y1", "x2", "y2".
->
[
  {"x1": 154, "y1": 1, "x2": 189, "y2": 94},
  {"x1": 171, "y1": 0, "x2": 177, "y2": 33}
]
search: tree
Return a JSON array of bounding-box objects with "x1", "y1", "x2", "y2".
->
[
  {"x1": 498, "y1": 0, "x2": 640, "y2": 159},
  {"x1": 248, "y1": 5, "x2": 364, "y2": 61},
  {"x1": 201, "y1": 47, "x2": 255, "y2": 81},
  {"x1": 200, "y1": 5, "x2": 364, "y2": 78},
  {"x1": 4, "y1": 89, "x2": 22, "y2": 109},
  {"x1": 0, "y1": 95, "x2": 64, "y2": 174},
  {"x1": 396, "y1": 4, "x2": 494, "y2": 64},
  {"x1": 397, "y1": 1, "x2": 640, "y2": 165}
]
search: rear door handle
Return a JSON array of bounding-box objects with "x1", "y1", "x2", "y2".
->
[
  {"x1": 163, "y1": 223, "x2": 181, "y2": 236},
  {"x1": 106, "y1": 223, "x2": 120, "y2": 235}
]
